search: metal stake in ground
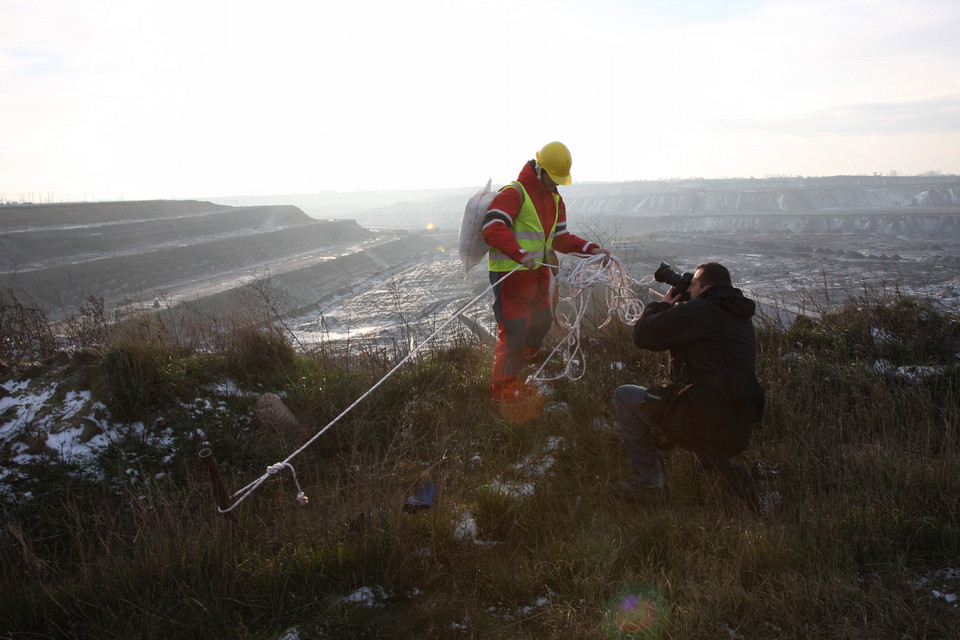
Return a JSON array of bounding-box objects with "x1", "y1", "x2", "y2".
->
[{"x1": 199, "y1": 448, "x2": 243, "y2": 535}]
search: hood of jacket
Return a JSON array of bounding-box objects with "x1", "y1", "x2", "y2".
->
[{"x1": 700, "y1": 285, "x2": 755, "y2": 319}]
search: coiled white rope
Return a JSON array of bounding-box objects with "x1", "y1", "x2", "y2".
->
[{"x1": 529, "y1": 253, "x2": 651, "y2": 383}]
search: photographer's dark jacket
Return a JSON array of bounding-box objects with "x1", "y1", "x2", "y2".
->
[{"x1": 633, "y1": 285, "x2": 764, "y2": 455}]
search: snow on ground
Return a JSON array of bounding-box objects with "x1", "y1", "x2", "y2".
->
[
  {"x1": 871, "y1": 359, "x2": 946, "y2": 382},
  {"x1": 339, "y1": 585, "x2": 389, "y2": 608},
  {"x1": 451, "y1": 435, "x2": 571, "y2": 546},
  {"x1": 916, "y1": 568, "x2": 960, "y2": 607},
  {"x1": 0, "y1": 374, "x2": 254, "y2": 503},
  {"x1": 1, "y1": 378, "x2": 113, "y2": 468}
]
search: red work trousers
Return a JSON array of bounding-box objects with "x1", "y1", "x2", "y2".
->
[{"x1": 489, "y1": 268, "x2": 553, "y2": 395}]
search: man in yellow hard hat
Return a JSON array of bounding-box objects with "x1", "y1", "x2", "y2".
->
[{"x1": 482, "y1": 141, "x2": 609, "y2": 402}]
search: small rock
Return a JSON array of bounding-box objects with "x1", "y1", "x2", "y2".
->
[
  {"x1": 17, "y1": 363, "x2": 51, "y2": 381},
  {"x1": 79, "y1": 418, "x2": 104, "y2": 443},
  {"x1": 44, "y1": 351, "x2": 71, "y2": 368},
  {"x1": 66, "y1": 347, "x2": 103, "y2": 375},
  {"x1": 62, "y1": 368, "x2": 90, "y2": 394},
  {"x1": 253, "y1": 393, "x2": 300, "y2": 435},
  {"x1": 23, "y1": 432, "x2": 59, "y2": 457},
  {"x1": 50, "y1": 421, "x2": 73, "y2": 435}
]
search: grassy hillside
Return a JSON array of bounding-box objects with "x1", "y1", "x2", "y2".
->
[{"x1": 1, "y1": 286, "x2": 958, "y2": 639}]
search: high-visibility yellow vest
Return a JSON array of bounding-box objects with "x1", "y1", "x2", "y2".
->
[{"x1": 487, "y1": 181, "x2": 559, "y2": 272}]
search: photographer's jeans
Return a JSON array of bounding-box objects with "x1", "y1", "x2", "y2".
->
[
  {"x1": 615, "y1": 384, "x2": 758, "y2": 505},
  {"x1": 614, "y1": 384, "x2": 667, "y2": 488}
]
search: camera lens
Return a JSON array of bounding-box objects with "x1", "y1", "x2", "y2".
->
[{"x1": 654, "y1": 262, "x2": 693, "y2": 296}]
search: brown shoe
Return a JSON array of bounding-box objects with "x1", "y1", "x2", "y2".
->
[{"x1": 614, "y1": 480, "x2": 670, "y2": 507}]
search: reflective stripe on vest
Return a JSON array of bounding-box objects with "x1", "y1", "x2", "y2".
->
[{"x1": 488, "y1": 181, "x2": 559, "y2": 272}]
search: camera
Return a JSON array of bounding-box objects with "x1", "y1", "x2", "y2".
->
[{"x1": 654, "y1": 262, "x2": 694, "y2": 298}]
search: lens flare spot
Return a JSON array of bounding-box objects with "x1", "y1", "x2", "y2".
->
[
  {"x1": 425, "y1": 222, "x2": 435, "y2": 231},
  {"x1": 498, "y1": 383, "x2": 544, "y2": 423},
  {"x1": 605, "y1": 586, "x2": 667, "y2": 638}
]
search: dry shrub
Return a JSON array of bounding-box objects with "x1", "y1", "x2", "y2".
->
[
  {"x1": 223, "y1": 323, "x2": 296, "y2": 387},
  {"x1": 61, "y1": 295, "x2": 111, "y2": 349},
  {"x1": 0, "y1": 289, "x2": 57, "y2": 361},
  {"x1": 100, "y1": 315, "x2": 189, "y2": 421}
]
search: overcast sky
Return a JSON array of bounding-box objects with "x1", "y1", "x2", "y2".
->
[{"x1": 2, "y1": 0, "x2": 959, "y2": 202}]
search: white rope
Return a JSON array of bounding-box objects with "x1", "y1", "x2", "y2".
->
[
  {"x1": 529, "y1": 253, "x2": 651, "y2": 384},
  {"x1": 218, "y1": 264, "x2": 526, "y2": 513}
]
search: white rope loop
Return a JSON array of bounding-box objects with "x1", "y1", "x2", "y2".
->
[
  {"x1": 219, "y1": 461, "x2": 307, "y2": 513},
  {"x1": 529, "y1": 253, "x2": 649, "y2": 384}
]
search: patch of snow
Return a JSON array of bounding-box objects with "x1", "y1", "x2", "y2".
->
[
  {"x1": 542, "y1": 401, "x2": 569, "y2": 415},
  {"x1": 591, "y1": 417, "x2": 616, "y2": 433},
  {"x1": 916, "y1": 567, "x2": 960, "y2": 607},
  {"x1": 1, "y1": 374, "x2": 263, "y2": 504},
  {"x1": 486, "y1": 479, "x2": 535, "y2": 498},
  {"x1": 544, "y1": 435, "x2": 566, "y2": 451},
  {"x1": 2, "y1": 383, "x2": 118, "y2": 466},
  {"x1": 339, "y1": 586, "x2": 388, "y2": 608},
  {"x1": 452, "y1": 509, "x2": 503, "y2": 546},
  {"x1": 1, "y1": 380, "x2": 57, "y2": 431},
  {"x1": 871, "y1": 359, "x2": 943, "y2": 382},
  {"x1": 203, "y1": 379, "x2": 259, "y2": 398},
  {"x1": 532, "y1": 379, "x2": 555, "y2": 398},
  {"x1": 487, "y1": 592, "x2": 554, "y2": 621},
  {"x1": 453, "y1": 509, "x2": 479, "y2": 541},
  {"x1": 509, "y1": 436, "x2": 568, "y2": 479}
]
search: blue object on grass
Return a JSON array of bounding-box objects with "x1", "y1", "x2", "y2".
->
[{"x1": 403, "y1": 480, "x2": 436, "y2": 513}]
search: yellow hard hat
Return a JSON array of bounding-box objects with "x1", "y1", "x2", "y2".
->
[{"x1": 535, "y1": 141, "x2": 572, "y2": 185}]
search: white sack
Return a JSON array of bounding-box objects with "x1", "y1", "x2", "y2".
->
[{"x1": 458, "y1": 179, "x2": 497, "y2": 275}]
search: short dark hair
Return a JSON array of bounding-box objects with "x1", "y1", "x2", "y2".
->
[{"x1": 695, "y1": 262, "x2": 731, "y2": 288}]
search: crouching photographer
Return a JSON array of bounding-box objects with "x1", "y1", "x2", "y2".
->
[{"x1": 613, "y1": 262, "x2": 770, "y2": 514}]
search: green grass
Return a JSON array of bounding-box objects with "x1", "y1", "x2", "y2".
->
[{"x1": 1, "y1": 289, "x2": 958, "y2": 638}]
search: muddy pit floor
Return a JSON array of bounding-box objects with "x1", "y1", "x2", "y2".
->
[{"x1": 290, "y1": 229, "x2": 960, "y2": 351}]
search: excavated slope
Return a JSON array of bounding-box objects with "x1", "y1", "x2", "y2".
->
[{"x1": 0, "y1": 200, "x2": 438, "y2": 320}]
